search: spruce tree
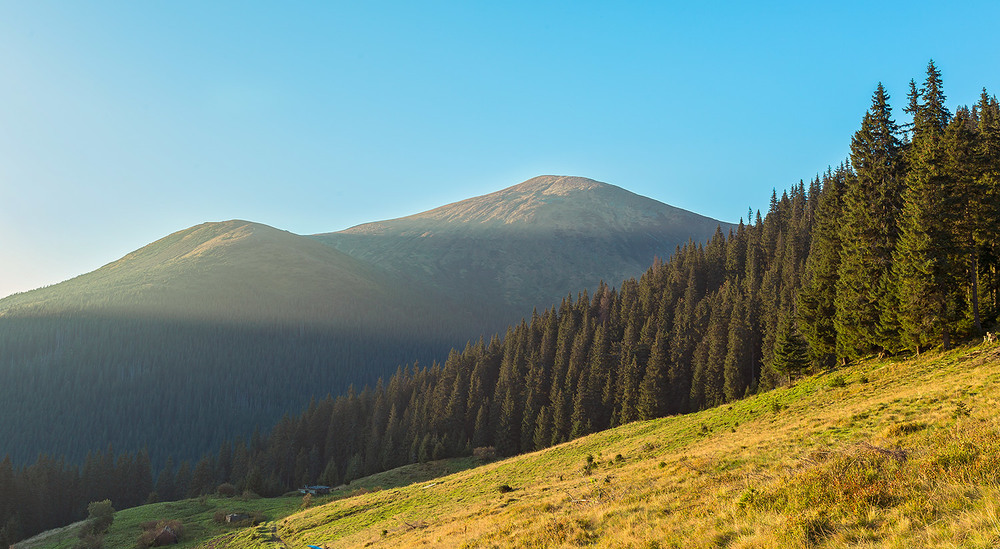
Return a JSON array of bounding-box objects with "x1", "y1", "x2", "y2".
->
[
  {"x1": 835, "y1": 84, "x2": 903, "y2": 360},
  {"x1": 771, "y1": 315, "x2": 809, "y2": 384},
  {"x1": 975, "y1": 91, "x2": 1000, "y2": 322},
  {"x1": 637, "y1": 329, "x2": 669, "y2": 420},
  {"x1": 945, "y1": 108, "x2": 986, "y2": 334},
  {"x1": 799, "y1": 169, "x2": 846, "y2": 367},
  {"x1": 723, "y1": 289, "x2": 751, "y2": 400},
  {"x1": 893, "y1": 60, "x2": 961, "y2": 351}
]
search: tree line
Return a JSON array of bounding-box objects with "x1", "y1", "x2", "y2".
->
[
  {"x1": 800, "y1": 61, "x2": 1000, "y2": 363},
  {"x1": 2, "y1": 61, "x2": 998, "y2": 545},
  {"x1": 0, "y1": 448, "x2": 151, "y2": 547}
]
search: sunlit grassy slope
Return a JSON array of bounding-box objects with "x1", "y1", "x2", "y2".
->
[
  {"x1": 13, "y1": 459, "x2": 484, "y2": 549},
  {"x1": 0, "y1": 220, "x2": 470, "y2": 331},
  {"x1": 209, "y1": 342, "x2": 1000, "y2": 548}
]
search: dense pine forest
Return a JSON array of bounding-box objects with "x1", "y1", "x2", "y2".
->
[{"x1": 2, "y1": 61, "x2": 999, "y2": 546}]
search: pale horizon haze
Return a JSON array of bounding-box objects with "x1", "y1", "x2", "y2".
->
[{"x1": 2, "y1": 1, "x2": 999, "y2": 298}]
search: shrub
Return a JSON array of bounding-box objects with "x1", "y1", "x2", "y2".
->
[
  {"x1": 216, "y1": 482, "x2": 237, "y2": 497},
  {"x1": 953, "y1": 401, "x2": 971, "y2": 418},
  {"x1": 137, "y1": 519, "x2": 183, "y2": 548},
  {"x1": 498, "y1": 484, "x2": 514, "y2": 493},
  {"x1": 300, "y1": 493, "x2": 314, "y2": 510},
  {"x1": 473, "y1": 446, "x2": 497, "y2": 460},
  {"x1": 79, "y1": 500, "x2": 114, "y2": 538}
]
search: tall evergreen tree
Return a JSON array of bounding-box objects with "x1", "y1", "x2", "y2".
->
[
  {"x1": 945, "y1": 107, "x2": 987, "y2": 334},
  {"x1": 835, "y1": 84, "x2": 903, "y2": 360},
  {"x1": 894, "y1": 60, "x2": 961, "y2": 351},
  {"x1": 771, "y1": 315, "x2": 809, "y2": 384},
  {"x1": 799, "y1": 169, "x2": 846, "y2": 367},
  {"x1": 637, "y1": 329, "x2": 669, "y2": 419}
]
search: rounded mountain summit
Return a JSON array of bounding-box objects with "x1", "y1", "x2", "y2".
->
[{"x1": 314, "y1": 175, "x2": 732, "y2": 329}]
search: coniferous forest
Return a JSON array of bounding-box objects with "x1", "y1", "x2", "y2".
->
[{"x1": 2, "y1": 61, "x2": 999, "y2": 546}]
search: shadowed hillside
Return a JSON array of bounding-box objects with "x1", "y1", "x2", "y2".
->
[{"x1": 0, "y1": 221, "x2": 475, "y2": 465}]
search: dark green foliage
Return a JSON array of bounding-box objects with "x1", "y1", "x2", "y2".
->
[
  {"x1": 80, "y1": 500, "x2": 115, "y2": 537},
  {"x1": 894, "y1": 62, "x2": 963, "y2": 352},
  {"x1": 0, "y1": 314, "x2": 461, "y2": 468},
  {"x1": 799, "y1": 169, "x2": 846, "y2": 367},
  {"x1": 802, "y1": 61, "x2": 1000, "y2": 360},
  {"x1": 836, "y1": 84, "x2": 904, "y2": 360},
  {"x1": 772, "y1": 316, "x2": 810, "y2": 383}
]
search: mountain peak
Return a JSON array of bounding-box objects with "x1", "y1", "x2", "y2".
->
[
  {"x1": 505, "y1": 175, "x2": 607, "y2": 194},
  {"x1": 338, "y1": 175, "x2": 714, "y2": 235},
  {"x1": 314, "y1": 175, "x2": 730, "y2": 321}
]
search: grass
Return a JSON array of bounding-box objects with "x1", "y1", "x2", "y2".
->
[
  {"x1": 206, "y1": 341, "x2": 1000, "y2": 548},
  {"x1": 20, "y1": 342, "x2": 1000, "y2": 548},
  {"x1": 14, "y1": 494, "x2": 310, "y2": 549},
  {"x1": 14, "y1": 458, "x2": 484, "y2": 549}
]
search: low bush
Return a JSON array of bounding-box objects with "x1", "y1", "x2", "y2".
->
[{"x1": 473, "y1": 446, "x2": 497, "y2": 460}]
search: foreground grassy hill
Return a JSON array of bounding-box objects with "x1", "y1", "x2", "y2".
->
[
  {"x1": 13, "y1": 459, "x2": 485, "y2": 549},
  {"x1": 211, "y1": 341, "x2": 1000, "y2": 548},
  {"x1": 18, "y1": 342, "x2": 1000, "y2": 548}
]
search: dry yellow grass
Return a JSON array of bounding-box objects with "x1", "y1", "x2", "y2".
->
[{"x1": 205, "y1": 342, "x2": 1000, "y2": 548}]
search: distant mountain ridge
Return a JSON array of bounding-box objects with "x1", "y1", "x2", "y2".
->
[{"x1": 0, "y1": 219, "x2": 466, "y2": 331}]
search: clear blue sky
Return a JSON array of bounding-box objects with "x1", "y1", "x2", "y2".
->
[{"x1": 2, "y1": 1, "x2": 998, "y2": 298}]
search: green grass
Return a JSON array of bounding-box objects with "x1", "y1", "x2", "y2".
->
[
  {"x1": 14, "y1": 457, "x2": 485, "y2": 549},
  {"x1": 204, "y1": 342, "x2": 1000, "y2": 548},
  {"x1": 15, "y1": 494, "x2": 310, "y2": 549}
]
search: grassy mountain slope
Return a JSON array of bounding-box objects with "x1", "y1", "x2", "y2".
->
[
  {"x1": 314, "y1": 176, "x2": 731, "y2": 328},
  {"x1": 0, "y1": 219, "x2": 465, "y2": 330},
  {"x1": 212, "y1": 342, "x2": 1000, "y2": 548},
  {"x1": 13, "y1": 459, "x2": 487, "y2": 549}
]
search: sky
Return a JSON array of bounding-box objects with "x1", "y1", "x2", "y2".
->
[{"x1": 1, "y1": 1, "x2": 999, "y2": 298}]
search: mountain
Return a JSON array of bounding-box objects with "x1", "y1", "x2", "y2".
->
[
  {"x1": 0, "y1": 219, "x2": 467, "y2": 330},
  {"x1": 0, "y1": 221, "x2": 473, "y2": 466},
  {"x1": 314, "y1": 175, "x2": 730, "y2": 328},
  {"x1": 0, "y1": 176, "x2": 731, "y2": 467}
]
